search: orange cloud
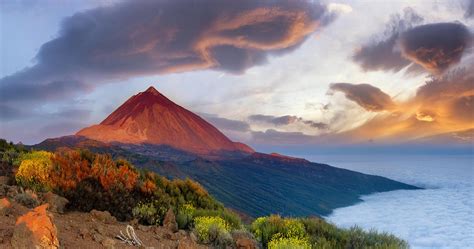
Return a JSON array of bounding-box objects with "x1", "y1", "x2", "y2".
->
[{"x1": 331, "y1": 64, "x2": 474, "y2": 144}]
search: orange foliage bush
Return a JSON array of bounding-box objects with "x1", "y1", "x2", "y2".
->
[{"x1": 50, "y1": 150, "x2": 91, "y2": 190}]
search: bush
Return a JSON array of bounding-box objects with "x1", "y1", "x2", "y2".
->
[
  {"x1": 193, "y1": 208, "x2": 242, "y2": 230},
  {"x1": 194, "y1": 216, "x2": 229, "y2": 244},
  {"x1": 177, "y1": 203, "x2": 195, "y2": 229},
  {"x1": 11, "y1": 149, "x2": 224, "y2": 222},
  {"x1": 268, "y1": 237, "x2": 311, "y2": 249},
  {"x1": 132, "y1": 194, "x2": 171, "y2": 225},
  {"x1": 15, "y1": 151, "x2": 54, "y2": 191},
  {"x1": 251, "y1": 215, "x2": 307, "y2": 247}
]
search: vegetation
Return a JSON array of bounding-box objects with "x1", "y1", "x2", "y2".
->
[
  {"x1": 251, "y1": 215, "x2": 409, "y2": 249},
  {"x1": 1, "y1": 139, "x2": 409, "y2": 249},
  {"x1": 10, "y1": 148, "x2": 223, "y2": 221},
  {"x1": 194, "y1": 216, "x2": 229, "y2": 243},
  {"x1": 15, "y1": 151, "x2": 54, "y2": 191}
]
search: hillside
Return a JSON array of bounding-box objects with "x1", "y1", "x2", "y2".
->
[
  {"x1": 35, "y1": 136, "x2": 420, "y2": 218},
  {"x1": 1, "y1": 140, "x2": 409, "y2": 248}
]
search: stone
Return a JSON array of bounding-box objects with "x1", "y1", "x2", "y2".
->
[
  {"x1": 92, "y1": 233, "x2": 105, "y2": 243},
  {"x1": 163, "y1": 230, "x2": 179, "y2": 241},
  {"x1": 0, "y1": 197, "x2": 12, "y2": 216},
  {"x1": 177, "y1": 237, "x2": 198, "y2": 249},
  {"x1": 43, "y1": 192, "x2": 69, "y2": 214},
  {"x1": 232, "y1": 231, "x2": 258, "y2": 249},
  {"x1": 101, "y1": 238, "x2": 116, "y2": 249},
  {"x1": 163, "y1": 208, "x2": 178, "y2": 232},
  {"x1": 90, "y1": 209, "x2": 117, "y2": 224},
  {"x1": 11, "y1": 204, "x2": 59, "y2": 249},
  {"x1": 234, "y1": 238, "x2": 258, "y2": 249}
]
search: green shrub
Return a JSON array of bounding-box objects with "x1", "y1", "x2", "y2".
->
[
  {"x1": 132, "y1": 198, "x2": 170, "y2": 225},
  {"x1": 193, "y1": 208, "x2": 242, "y2": 230},
  {"x1": 346, "y1": 227, "x2": 409, "y2": 249},
  {"x1": 177, "y1": 203, "x2": 195, "y2": 229},
  {"x1": 251, "y1": 215, "x2": 308, "y2": 247},
  {"x1": 268, "y1": 237, "x2": 311, "y2": 249},
  {"x1": 194, "y1": 216, "x2": 229, "y2": 244}
]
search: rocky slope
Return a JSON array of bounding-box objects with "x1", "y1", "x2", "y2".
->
[{"x1": 0, "y1": 178, "x2": 237, "y2": 249}]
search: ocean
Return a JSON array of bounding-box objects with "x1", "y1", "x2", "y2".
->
[{"x1": 303, "y1": 153, "x2": 474, "y2": 249}]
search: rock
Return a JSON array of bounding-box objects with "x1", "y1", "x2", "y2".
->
[
  {"x1": 94, "y1": 224, "x2": 106, "y2": 236},
  {"x1": 234, "y1": 238, "x2": 258, "y2": 249},
  {"x1": 11, "y1": 204, "x2": 59, "y2": 249},
  {"x1": 43, "y1": 192, "x2": 69, "y2": 214},
  {"x1": 92, "y1": 233, "x2": 105, "y2": 243},
  {"x1": 163, "y1": 230, "x2": 179, "y2": 241},
  {"x1": 0, "y1": 197, "x2": 12, "y2": 216},
  {"x1": 163, "y1": 208, "x2": 178, "y2": 232},
  {"x1": 232, "y1": 231, "x2": 258, "y2": 249},
  {"x1": 90, "y1": 209, "x2": 117, "y2": 224},
  {"x1": 101, "y1": 238, "x2": 116, "y2": 249},
  {"x1": 177, "y1": 237, "x2": 198, "y2": 249}
]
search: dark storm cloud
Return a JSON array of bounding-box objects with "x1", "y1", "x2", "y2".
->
[
  {"x1": 329, "y1": 83, "x2": 396, "y2": 112},
  {"x1": 0, "y1": 0, "x2": 337, "y2": 109},
  {"x1": 0, "y1": 105, "x2": 25, "y2": 121},
  {"x1": 200, "y1": 114, "x2": 251, "y2": 132},
  {"x1": 353, "y1": 8, "x2": 423, "y2": 72},
  {"x1": 400, "y1": 22, "x2": 472, "y2": 74},
  {"x1": 249, "y1": 114, "x2": 328, "y2": 130}
]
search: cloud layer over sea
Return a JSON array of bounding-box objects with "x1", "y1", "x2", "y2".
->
[{"x1": 304, "y1": 153, "x2": 474, "y2": 249}]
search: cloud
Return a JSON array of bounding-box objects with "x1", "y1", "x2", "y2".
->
[
  {"x1": 249, "y1": 114, "x2": 328, "y2": 129},
  {"x1": 251, "y1": 129, "x2": 316, "y2": 144},
  {"x1": 329, "y1": 83, "x2": 396, "y2": 112},
  {"x1": 0, "y1": 0, "x2": 338, "y2": 112},
  {"x1": 353, "y1": 8, "x2": 423, "y2": 73},
  {"x1": 330, "y1": 60, "x2": 474, "y2": 143},
  {"x1": 465, "y1": 0, "x2": 474, "y2": 19},
  {"x1": 200, "y1": 113, "x2": 250, "y2": 132},
  {"x1": 400, "y1": 22, "x2": 472, "y2": 74}
]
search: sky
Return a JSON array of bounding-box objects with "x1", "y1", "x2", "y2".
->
[{"x1": 0, "y1": 0, "x2": 473, "y2": 150}]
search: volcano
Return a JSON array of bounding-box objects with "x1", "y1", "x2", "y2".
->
[{"x1": 76, "y1": 86, "x2": 253, "y2": 155}]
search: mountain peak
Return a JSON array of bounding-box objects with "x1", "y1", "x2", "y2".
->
[
  {"x1": 76, "y1": 87, "x2": 254, "y2": 155},
  {"x1": 145, "y1": 86, "x2": 160, "y2": 95}
]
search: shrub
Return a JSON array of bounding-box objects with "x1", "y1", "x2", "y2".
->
[
  {"x1": 268, "y1": 237, "x2": 311, "y2": 249},
  {"x1": 193, "y1": 208, "x2": 242, "y2": 230},
  {"x1": 14, "y1": 191, "x2": 39, "y2": 208},
  {"x1": 252, "y1": 215, "x2": 308, "y2": 247},
  {"x1": 177, "y1": 204, "x2": 196, "y2": 229},
  {"x1": 15, "y1": 151, "x2": 53, "y2": 191},
  {"x1": 346, "y1": 227, "x2": 409, "y2": 249},
  {"x1": 194, "y1": 216, "x2": 229, "y2": 244},
  {"x1": 132, "y1": 202, "x2": 161, "y2": 225}
]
